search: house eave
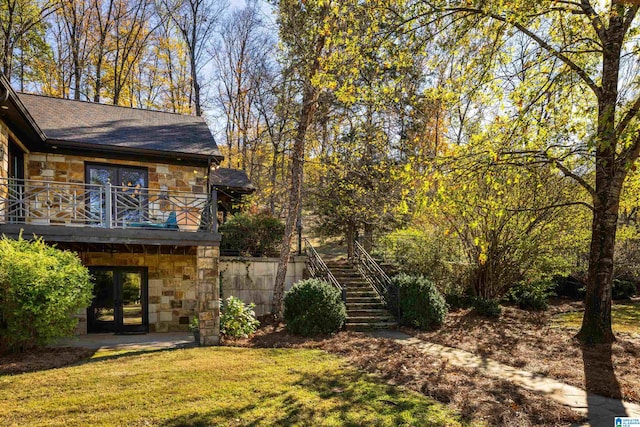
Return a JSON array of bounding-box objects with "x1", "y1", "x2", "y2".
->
[
  {"x1": 43, "y1": 138, "x2": 223, "y2": 166},
  {"x1": 0, "y1": 75, "x2": 47, "y2": 148}
]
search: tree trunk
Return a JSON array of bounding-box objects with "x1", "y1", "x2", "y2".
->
[
  {"x1": 346, "y1": 222, "x2": 356, "y2": 259},
  {"x1": 271, "y1": 5, "x2": 327, "y2": 319},
  {"x1": 272, "y1": 83, "x2": 319, "y2": 319},
  {"x1": 577, "y1": 23, "x2": 624, "y2": 345},
  {"x1": 269, "y1": 146, "x2": 279, "y2": 215},
  {"x1": 363, "y1": 223, "x2": 374, "y2": 253},
  {"x1": 190, "y1": 51, "x2": 201, "y2": 116},
  {"x1": 94, "y1": 58, "x2": 103, "y2": 102},
  {"x1": 577, "y1": 199, "x2": 619, "y2": 345}
]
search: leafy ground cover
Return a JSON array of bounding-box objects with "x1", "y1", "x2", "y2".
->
[
  {"x1": 229, "y1": 328, "x2": 585, "y2": 426},
  {"x1": 0, "y1": 346, "x2": 470, "y2": 427},
  {"x1": 0, "y1": 347, "x2": 94, "y2": 375},
  {"x1": 413, "y1": 301, "x2": 640, "y2": 403}
]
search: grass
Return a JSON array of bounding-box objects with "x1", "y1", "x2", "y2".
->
[
  {"x1": 0, "y1": 346, "x2": 471, "y2": 427},
  {"x1": 552, "y1": 301, "x2": 640, "y2": 334}
]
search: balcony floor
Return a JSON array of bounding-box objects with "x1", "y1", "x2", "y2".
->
[{"x1": 0, "y1": 224, "x2": 220, "y2": 247}]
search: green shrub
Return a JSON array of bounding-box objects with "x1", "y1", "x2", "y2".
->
[
  {"x1": 553, "y1": 274, "x2": 586, "y2": 300},
  {"x1": 284, "y1": 279, "x2": 346, "y2": 336},
  {"x1": 507, "y1": 280, "x2": 555, "y2": 311},
  {"x1": 388, "y1": 274, "x2": 447, "y2": 329},
  {"x1": 0, "y1": 236, "x2": 92, "y2": 354},
  {"x1": 220, "y1": 296, "x2": 260, "y2": 338},
  {"x1": 472, "y1": 297, "x2": 502, "y2": 317},
  {"x1": 444, "y1": 286, "x2": 475, "y2": 310},
  {"x1": 612, "y1": 279, "x2": 637, "y2": 300},
  {"x1": 219, "y1": 212, "x2": 284, "y2": 257},
  {"x1": 376, "y1": 229, "x2": 466, "y2": 291}
]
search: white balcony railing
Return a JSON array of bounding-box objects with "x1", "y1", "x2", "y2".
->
[{"x1": 0, "y1": 178, "x2": 216, "y2": 232}]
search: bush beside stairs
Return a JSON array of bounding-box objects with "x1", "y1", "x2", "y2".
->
[{"x1": 325, "y1": 260, "x2": 397, "y2": 331}]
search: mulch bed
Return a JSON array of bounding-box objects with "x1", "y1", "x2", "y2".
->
[
  {"x1": 413, "y1": 302, "x2": 640, "y2": 404},
  {"x1": 225, "y1": 326, "x2": 586, "y2": 426},
  {"x1": 0, "y1": 347, "x2": 95, "y2": 375}
]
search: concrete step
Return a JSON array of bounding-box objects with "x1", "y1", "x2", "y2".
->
[
  {"x1": 336, "y1": 280, "x2": 368, "y2": 285},
  {"x1": 347, "y1": 290, "x2": 379, "y2": 296},
  {"x1": 347, "y1": 309, "x2": 392, "y2": 317},
  {"x1": 345, "y1": 302, "x2": 386, "y2": 310},
  {"x1": 346, "y1": 296, "x2": 383, "y2": 303},
  {"x1": 347, "y1": 315, "x2": 396, "y2": 323},
  {"x1": 345, "y1": 321, "x2": 398, "y2": 331},
  {"x1": 335, "y1": 275, "x2": 365, "y2": 280},
  {"x1": 343, "y1": 283, "x2": 372, "y2": 289}
]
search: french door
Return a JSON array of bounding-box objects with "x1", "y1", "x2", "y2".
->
[
  {"x1": 85, "y1": 163, "x2": 148, "y2": 226},
  {"x1": 7, "y1": 140, "x2": 25, "y2": 222},
  {"x1": 87, "y1": 267, "x2": 148, "y2": 334}
]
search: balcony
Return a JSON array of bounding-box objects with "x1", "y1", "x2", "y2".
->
[{"x1": 0, "y1": 178, "x2": 219, "y2": 247}]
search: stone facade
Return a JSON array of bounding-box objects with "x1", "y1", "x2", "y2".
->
[
  {"x1": 25, "y1": 152, "x2": 207, "y2": 192},
  {"x1": 80, "y1": 251, "x2": 203, "y2": 333},
  {"x1": 197, "y1": 246, "x2": 220, "y2": 345},
  {"x1": 219, "y1": 256, "x2": 307, "y2": 317}
]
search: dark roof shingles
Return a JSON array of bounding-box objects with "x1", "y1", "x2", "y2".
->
[
  {"x1": 211, "y1": 168, "x2": 255, "y2": 192},
  {"x1": 17, "y1": 93, "x2": 220, "y2": 157}
]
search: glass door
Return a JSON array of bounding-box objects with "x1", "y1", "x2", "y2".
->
[
  {"x1": 85, "y1": 163, "x2": 148, "y2": 226},
  {"x1": 87, "y1": 267, "x2": 148, "y2": 334},
  {"x1": 87, "y1": 269, "x2": 116, "y2": 333},
  {"x1": 86, "y1": 164, "x2": 117, "y2": 226},
  {"x1": 120, "y1": 271, "x2": 145, "y2": 331},
  {"x1": 7, "y1": 140, "x2": 25, "y2": 222}
]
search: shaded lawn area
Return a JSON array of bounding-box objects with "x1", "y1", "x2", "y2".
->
[
  {"x1": 553, "y1": 300, "x2": 640, "y2": 334},
  {"x1": 413, "y1": 302, "x2": 640, "y2": 404},
  {"x1": 0, "y1": 346, "x2": 470, "y2": 427}
]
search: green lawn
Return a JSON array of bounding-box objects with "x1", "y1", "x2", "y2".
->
[
  {"x1": 0, "y1": 347, "x2": 473, "y2": 427},
  {"x1": 553, "y1": 301, "x2": 640, "y2": 334}
]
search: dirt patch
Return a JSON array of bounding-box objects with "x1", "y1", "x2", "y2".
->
[
  {"x1": 226, "y1": 326, "x2": 585, "y2": 426},
  {"x1": 0, "y1": 347, "x2": 95, "y2": 375},
  {"x1": 413, "y1": 303, "x2": 640, "y2": 403}
]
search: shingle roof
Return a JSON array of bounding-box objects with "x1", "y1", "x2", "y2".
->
[
  {"x1": 211, "y1": 168, "x2": 255, "y2": 192},
  {"x1": 17, "y1": 93, "x2": 221, "y2": 158}
]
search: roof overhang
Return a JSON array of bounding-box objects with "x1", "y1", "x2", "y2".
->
[
  {"x1": 0, "y1": 75, "x2": 47, "y2": 149},
  {"x1": 45, "y1": 138, "x2": 222, "y2": 167}
]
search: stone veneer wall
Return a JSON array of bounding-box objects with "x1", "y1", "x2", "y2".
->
[
  {"x1": 25, "y1": 152, "x2": 208, "y2": 193},
  {"x1": 197, "y1": 246, "x2": 220, "y2": 345},
  {"x1": 80, "y1": 251, "x2": 201, "y2": 333},
  {"x1": 219, "y1": 256, "x2": 307, "y2": 317}
]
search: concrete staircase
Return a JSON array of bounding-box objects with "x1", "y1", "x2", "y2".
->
[{"x1": 325, "y1": 260, "x2": 397, "y2": 331}]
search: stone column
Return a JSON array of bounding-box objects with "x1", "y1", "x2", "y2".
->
[{"x1": 197, "y1": 245, "x2": 220, "y2": 345}]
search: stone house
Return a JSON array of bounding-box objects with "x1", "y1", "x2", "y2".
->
[{"x1": 0, "y1": 74, "x2": 252, "y2": 345}]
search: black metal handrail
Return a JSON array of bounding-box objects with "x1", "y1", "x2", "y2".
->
[
  {"x1": 303, "y1": 238, "x2": 345, "y2": 301},
  {"x1": 353, "y1": 240, "x2": 392, "y2": 303}
]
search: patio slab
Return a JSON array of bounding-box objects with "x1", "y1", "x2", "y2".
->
[{"x1": 52, "y1": 332, "x2": 196, "y2": 351}]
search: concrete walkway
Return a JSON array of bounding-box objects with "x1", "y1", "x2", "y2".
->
[
  {"x1": 372, "y1": 330, "x2": 640, "y2": 427},
  {"x1": 52, "y1": 332, "x2": 196, "y2": 351}
]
